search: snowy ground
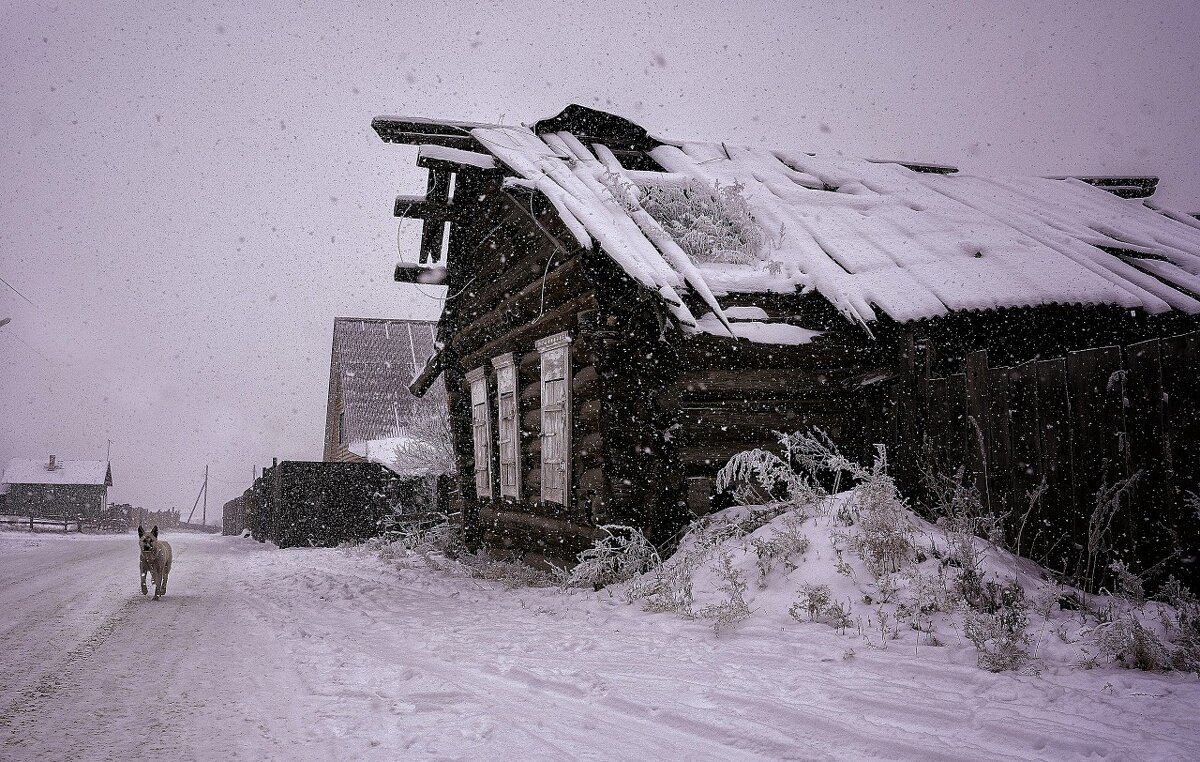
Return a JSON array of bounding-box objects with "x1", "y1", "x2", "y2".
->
[{"x1": 1, "y1": 530, "x2": 1198, "y2": 761}]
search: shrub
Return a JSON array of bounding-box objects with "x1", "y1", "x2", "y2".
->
[
  {"x1": 696, "y1": 549, "x2": 752, "y2": 633},
  {"x1": 554, "y1": 525, "x2": 661, "y2": 590}
]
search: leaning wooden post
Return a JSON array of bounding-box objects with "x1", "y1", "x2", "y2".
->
[{"x1": 964, "y1": 350, "x2": 992, "y2": 513}]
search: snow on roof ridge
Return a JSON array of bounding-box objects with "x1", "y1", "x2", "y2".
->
[
  {"x1": 3, "y1": 458, "x2": 110, "y2": 486},
  {"x1": 468, "y1": 121, "x2": 1200, "y2": 326}
]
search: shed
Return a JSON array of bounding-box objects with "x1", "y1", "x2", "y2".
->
[{"x1": 373, "y1": 105, "x2": 1200, "y2": 579}]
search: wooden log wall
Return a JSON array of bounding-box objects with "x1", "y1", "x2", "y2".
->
[
  {"x1": 441, "y1": 186, "x2": 613, "y2": 562},
  {"x1": 663, "y1": 328, "x2": 885, "y2": 518},
  {"x1": 901, "y1": 330, "x2": 1200, "y2": 587}
]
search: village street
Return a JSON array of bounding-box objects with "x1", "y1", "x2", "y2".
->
[{"x1": 1, "y1": 531, "x2": 1198, "y2": 761}]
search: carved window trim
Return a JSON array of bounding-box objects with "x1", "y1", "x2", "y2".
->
[
  {"x1": 536, "y1": 332, "x2": 572, "y2": 506},
  {"x1": 466, "y1": 367, "x2": 493, "y2": 500},
  {"x1": 492, "y1": 353, "x2": 520, "y2": 500}
]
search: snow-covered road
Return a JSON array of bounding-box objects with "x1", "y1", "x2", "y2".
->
[{"x1": 1, "y1": 531, "x2": 1197, "y2": 760}]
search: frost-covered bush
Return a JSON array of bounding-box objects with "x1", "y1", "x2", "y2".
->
[
  {"x1": 750, "y1": 514, "x2": 810, "y2": 587},
  {"x1": 788, "y1": 583, "x2": 853, "y2": 633},
  {"x1": 373, "y1": 514, "x2": 551, "y2": 587},
  {"x1": 696, "y1": 549, "x2": 752, "y2": 633},
  {"x1": 601, "y1": 173, "x2": 767, "y2": 265},
  {"x1": 554, "y1": 525, "x2": 661, "y2": 590},
  {"x1": 390, "y1": 413, "x2": 456, "y2": 477},
  {"x1": 1090, "y1": 617, "x2": 1171, "y2": 672}
]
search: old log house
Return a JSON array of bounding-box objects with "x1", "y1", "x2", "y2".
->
[{"x1": 373, "y1": 105, "x2": 1200, "y2": 580}]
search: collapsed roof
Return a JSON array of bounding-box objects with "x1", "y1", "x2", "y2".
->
[{"x1": 376, "y1": 105, "x2": 1200, "y2": 329}]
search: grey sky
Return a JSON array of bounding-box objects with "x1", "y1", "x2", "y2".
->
[{"x1": 1, "y1": 0, "x2": 1197, "y2": 518}]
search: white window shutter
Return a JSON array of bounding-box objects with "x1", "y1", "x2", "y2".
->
[
  {"x1": 492, "y1": 353, "x2": 520, "y2": 500},
  {"x1": 536, "y1": 332, "x2": 572, "y2": 506},
  {"x1": 466, "y1": 367, "x2": 492, "y2": 499}
]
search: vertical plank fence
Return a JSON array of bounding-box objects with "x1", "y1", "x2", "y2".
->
[{"x1": 905, "y1": 330, "x2": 1200, "y2": 587}]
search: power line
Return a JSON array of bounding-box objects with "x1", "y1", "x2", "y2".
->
[{"x1": 0, "y1": 275, "x2": 36, "y2": 307}]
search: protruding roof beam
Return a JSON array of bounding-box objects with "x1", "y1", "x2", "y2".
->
[
  {"x1": 394, "y1": 262, "x2": 448, "y2": 285},
  {"x1": 394, "y1": 195, "x2": 461, "y2": 223},
  {"x1": 868, "y1": 158, "x2": 958, "y2": 174},
  {"x1": 372, "y1": 115, "x2": 493, "y2": 150},
  {"x1": 1065, "y1": 176, "x2": 1159, "y2": 199}
]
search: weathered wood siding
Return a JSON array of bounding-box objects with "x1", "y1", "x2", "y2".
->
[{"x1": 890, "y1": 330, "x2": 1200, "y2": 587}]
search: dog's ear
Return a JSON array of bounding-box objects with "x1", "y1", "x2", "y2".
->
[
  {"x1": 138, "y1": 525, "x2": 145, "y2": 538},
  {"x1": 152, "y1": 525, "x2": 159, "y2": 538}
]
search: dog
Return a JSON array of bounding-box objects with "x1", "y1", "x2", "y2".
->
[{"x1": 137, "y1": 525, "x2": 173, "y2": 600}]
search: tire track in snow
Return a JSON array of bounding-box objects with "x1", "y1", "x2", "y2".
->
[{"x1": 0, "y1": 594, "x2": 139, "y2": 745}]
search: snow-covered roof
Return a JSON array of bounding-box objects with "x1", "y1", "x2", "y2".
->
[
  {"x1": 3, "y1": 459, "x2": 112, "y2": 487},
  {"x1": 331, "y1": 318, "x2": 445, "y2": 445},
  {"x1": 348, "y1": 436, "x2": 451, "y2": 477},
  {"x1": 467, "y1": 120, "x2": 1200, "y2": 328}
]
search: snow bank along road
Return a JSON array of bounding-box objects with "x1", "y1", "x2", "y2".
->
[{"x1": 1, "y1": 532, "x2": 1197, "y2": 761}]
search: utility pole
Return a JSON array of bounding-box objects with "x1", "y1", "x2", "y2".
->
[{"x1": 202, "y1": 464, "x2": 208, "y2": 526}]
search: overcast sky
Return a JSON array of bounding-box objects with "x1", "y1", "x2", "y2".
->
[{"x1": 1, "y1": 0, "x2": 1197, "y2": 520}]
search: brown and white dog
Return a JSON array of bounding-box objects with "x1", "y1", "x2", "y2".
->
[{"x1": 137, "y1": 525, "x2": 173, "y2": 600}]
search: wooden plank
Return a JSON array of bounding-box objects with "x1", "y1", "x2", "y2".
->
[
  {"x1": 1035, "y1": 357, "x2": 1074, "y2": 574},
  {"x1": 964, "y1": 350, "x2": 991, "y2": 511},
  {"x1": 1006, "y1": 360, "x2": 1044, "y2": 558},
  {"x1": 925, "y1": 376, "x2": 952, "y2": 475},
  {"x1": 1161, "y1": 330, "x2": 1200, "y2": 586},
  {"x1": 393, "y1": 195, "x2": 461, "y2": 223},
  {"x1": 1065, "y1": 346, "x2": 1124, "y2": 564},
  {"x1": 986, "y1": 366, "x2": 1013, "y2": 518},
  {"x1": 1123, "y1": 338, "x2": 1172, "y2": 572}
]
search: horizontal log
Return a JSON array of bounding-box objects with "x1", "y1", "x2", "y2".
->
[
  {"x1": 677, "y1": 414, "x2": 844, "y2": 446},
  {"x1": 579, "y1": 466, "x2": 607, "y2": 495},
  {"x1": 521, "y1": 382, "x2": 541, "y2": 404},
  {"x1": 478, "y1": 507, "x2": 603, "y2": 549},
  {"x1": 572, "y1": 365, "x2": 600, "y2": 396},
  {"x1": 458, "y1": 294, "x2": 597, "y2": 370},
  {"x1": 573, "y1": 432, "x2": 605, "y2": 469},
  {"x1": 415, "y1": 146, "x2": 499, "y2": 174},
  {"x1": 657, "y1": 370, "x2": 839, "y2": 406},
  {"x1": 394, "y1": 195, "x2": 462, "y2": 222},
  {"x1": 522, "y1": 408, "x2": 540, "y2": 431},
  {"x1": 372, "y1": 116, "x2": 487, "y2": 150},
  {"x1": 454, "y1": 256, "x2": 584, "y2": 343},
  {"x1": 394, "y1": 262, "x2": 449, "y2": 286},
  {"x1": 467, "y1": 240, "x2": 570, "y2": 317}
]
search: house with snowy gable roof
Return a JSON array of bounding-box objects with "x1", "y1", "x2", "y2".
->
[
  {"x1": 2, "y1": 455, "x2": 114, "y2": 525},
  {"x1": 372, "y1": 104, "x2": 1200, "y2": 581}
]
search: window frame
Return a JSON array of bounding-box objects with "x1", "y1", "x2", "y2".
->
[
  {"x1": 535, "y1": 332, "x2": 572, "y2": 506},
  {"x1": 492, "y1": 353, "x2": 520, "y2": 501},
  {"x1": 465, "y1": 366, "x2": 493, "y2": 500}
]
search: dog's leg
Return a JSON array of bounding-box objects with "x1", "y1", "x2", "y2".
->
[
  {"x1": 141, "y1": 565, "x2": 148, "y2": 596},
  {"x1": 161, "y1": 562, "x2": 170, "y2": 596},
  {"x1": 152, "y1": 569, "x2": 161, "y2": 600}
]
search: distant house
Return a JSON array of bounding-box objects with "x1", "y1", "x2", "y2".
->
[
  {"x1": 372, "y1": 105, "x2": 1200, "y2": 579},
  {"x1": 2, "y1": 455, "x2": 114, "y2": 524},
  {"x1": 323, "y1": 316, "x2": 449, "y2": 473}
]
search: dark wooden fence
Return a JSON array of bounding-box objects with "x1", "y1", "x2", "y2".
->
[
  {"x1": 894, "y1": 330, "x2": 1200, "y2": 586},
  {"x1": 0, "y1": 517, "x2": 84, "y2": 532}
]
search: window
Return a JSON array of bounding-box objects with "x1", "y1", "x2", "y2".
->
[
  {"x1": 492, "y1": 353, "x2": 520, "y2": 500},
  {"x1": 466, "y1": 367, "x2": 492, "y2": 499},
  {"x1": 536, "y1": 332, "x2": 572, "y2": 505}
]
